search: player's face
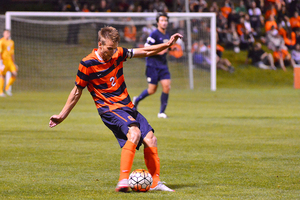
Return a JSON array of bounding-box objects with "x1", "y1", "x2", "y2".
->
[
  {"x1": 157, "y1": 16, "x2": 168, "y2": 30},
  {"x1": 3, "y1": 30, "x2": 10, "y2": 40},
  {"x1": 98, "y1": 39, "x2": 118, "y2": 61}
]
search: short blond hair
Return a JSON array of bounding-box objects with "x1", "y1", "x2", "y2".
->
[{"x1": 98, "y1": 26, "x2": 120, "y2": 45}]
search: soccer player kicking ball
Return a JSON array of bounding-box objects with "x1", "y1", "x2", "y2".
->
[{"x1": 49, "y1": 26, "x2": 182, "y2": 192}]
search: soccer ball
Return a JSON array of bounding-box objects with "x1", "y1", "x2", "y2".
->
[{"x1": 128, "y1": 169, "x2": 153, "y2": 192}]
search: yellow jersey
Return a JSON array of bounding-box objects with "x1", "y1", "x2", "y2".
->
[{"x1": 0, "y1": 37, "x2": 14, "y2": 61}]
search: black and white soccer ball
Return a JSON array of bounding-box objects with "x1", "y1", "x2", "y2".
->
[{"x1": 128, "y1": 169, "x2": 153, "y2": 192}]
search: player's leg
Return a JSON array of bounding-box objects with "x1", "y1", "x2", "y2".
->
[
  {"x1": 0, "y1": 66, "x2": 7, "y2": 97},
  {"x1": 101, "y1": 109, "x2": 142, "y2": 192},
  {"x1": 142, "y1": 131, "x2": 174, "y2": 192},
  {"x1": 0, "y1": 74, "x2": 5, "y2": 97},
  {"x1": 133, "y1": 83, "x2": 157, "y2": 107},
  {"x1": 5, "y1": 71, "x2": 17, "y2": 96},
  {"x1": 116, "y1": 125, "x2": 140, "y2": 192},
  {"x1": 143, "y1": 131, "x2": 159, "y2": 185},
  {"x1": 158, "y1": 79, "x2": 171, "y2": 118},
  {"x1": 4, "y1": 62, "x2": 17, "y2": 96},
  {"x1": 157, "y1": 67, "x2": 171, "y2": 118}
]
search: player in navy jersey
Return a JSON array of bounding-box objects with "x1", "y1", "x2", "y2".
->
[
  {"x1": 133, "y1": 12, "x2": 172, "y2": 119},
  {"x1": 49, "y1": 26, "x2": 182, "y2": 192}
]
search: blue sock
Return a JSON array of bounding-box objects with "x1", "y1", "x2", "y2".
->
[
  {"x1": 135, "y1": 89, "x2": 149, "y2": 106},
  {"x1": 160, "y1": 92, "x2": 169, "y2": 113}
]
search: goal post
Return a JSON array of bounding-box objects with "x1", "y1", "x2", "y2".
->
[{"x1": 5, "y1": 11, "x2": 216, "y2": 91}]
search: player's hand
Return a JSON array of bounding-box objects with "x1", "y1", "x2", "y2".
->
[
  {"x1": 49, "y1": 115, "x2": 64, "y2": 128},
  {"x1": 168, "y1": 33, "x2": 183, "y2": 47}
]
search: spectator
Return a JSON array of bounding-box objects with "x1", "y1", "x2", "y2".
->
[
  {"x1": 275, "y1": 0, "x2": 285, "y2": 12},
  {"x1": 248, "y1": 1, "x2": 262, "y2": 17},
  {"x1": 286, "y1": 0, "x2": 298, "y2": 18},
  {"x1": 198, "y1": 19, "x2": 211, "y2": 42},
  {"x1": 266, "y1": 27, "x2": 285, "y2": 51},
  {"x1": 295, "y1": 28, "x2": 300, "y2": 44},
  {"x1": 265, "y1": 14, "x2": 277, "y2": 33},
  {"x1": 144, "y1": 2, "x2": 155, "y2": 12},
  {"x1": 198, "y1": 0, "x2": 208, "y2": 12},
  {"x1": 289, "y1": 11, "x2": 300, "y2": 31},
  {"x1": 55, "y1": 0, "x2": 67, "y2": 11},
  {"x1": 227, "y1": 21, "x2": 240, "y2": 53},
  {"x1": 273, "y1": 46, "x2": 292, "y2": 71},
  {"x1": 216, "y1": 54, "x2": 235, "y2": 73},
  {"x1": 189, "y1": 0, "x2": 200, "y2": 12},
  {"x1": 243, "y1": 0, "x2": 252, "y2": 10},
  {"x1": 245, "y1": 42, "x2": 276, "y2": 70},
  {"x1": 277, "y1": 5, "x2": 288, "y2": 25},
  {"x1": 153, "y1": 0, "x2": 167, "y2": 12},
  {"x1": 69, "y1": 0, "x2": 80, "y2": 12},
  {"x1": 244, "y1": 14, "x2": 256, "y2": 36},
  {"x1": 97, "y1": 0, "x2": 111, "y2": 12},
  {"x1": 127, "y1": 4, "x2": 135, "y2": 12},
  {"x1": 220, "y1": 1, "x2": 232, "y2": 19},
  {"x1": 265, "y1": 4, "x2": 277, "y2": 21},
  {"x1": 283, "y1": 29, "x2": 296, "y2": 50},
  {"x1": 116, "y1": 0, "x2": 129, "y2": 12},
  {"x1": 140, "y1": 23, "x2": 156, "y2": 42},
  {"x1": 248, "y1": 2, "x2": 263, "y2": 37},
  {"x1": 235, "y1": 0, "x2": 247, "y2": 15},
  {"x1": 136, "y1": 4, "x2": 143, "y2": 12},
  {"x1": 237, "y1": 16, "x2": 254, "y2": 49},
  {"x1": 81, "y1": 3, "x2": 89, "y2": 12},
  {"x1": 217, "y1": 11, "x2": 229, "y2": 44},
  {"x1": 291, "y1": 43, "x2": 300, "y2": 67},
  {"x1": 90, "y1": 4, "x2": 96, "y2": 12},
  {"x1": 192, "y1": 39, "x2": 211, "y2": 69},
  {"x1": 278, "y1": 23, "x2": 287, "y2": 38},
  {"x1": 123, "y1": 18, "x2": 137, "y2": 43},
  {"x1": 209, "y1": 2, "x2": 219, "y2": 13},
  {"x1": 278, "y1": 15, "x2": 291, "y2": 30},
  {"x1": 192, "y1": 40, "x2": 234, "y2": 72}
]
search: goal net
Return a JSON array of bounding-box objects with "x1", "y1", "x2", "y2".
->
[{"x1": 5, "y1": 12, "x2": 216, "y2": 92}]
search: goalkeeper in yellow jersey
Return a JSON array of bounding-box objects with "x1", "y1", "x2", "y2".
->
[{"x1": 0, "y1": 29, "x2": 18, "y2": 97}]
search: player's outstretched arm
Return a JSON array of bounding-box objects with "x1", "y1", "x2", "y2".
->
[
  {"x1": 132, "y1": 33, "x2": 183, "y2": 58},
  {"x1": 49, "y1": 85, "x2": 83, "y2": 128}
]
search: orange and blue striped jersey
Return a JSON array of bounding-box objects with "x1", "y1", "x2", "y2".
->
[
  {"x1": 75, "y1": 47, "x2": 134, "y2": 115},
  {"x1": 0, "y1": 37, "x2": 14, "y2": 61}
]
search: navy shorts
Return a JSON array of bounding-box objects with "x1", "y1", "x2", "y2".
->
[
  {"x1": 100, "y1": 107, "x2": 154, "y2": 150},
  {"x1": 146, "y1": 66, "x2": 171, "y2": 85}
]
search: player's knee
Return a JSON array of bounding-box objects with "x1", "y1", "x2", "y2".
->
[
  {"x1": 148, "y1": 88, "x2": 156, "y2": 95},
  {"x1": 163, "y1": 85, "x2": 171, "y2": 93},
  {"x1": 143, "y1": 132, "x2": 157, "y2": 147},
  {"x1": 150, "y1": 135, "x2": 157, "y2": 146},
  {"x1": 127, "y1": 125, "x2": 141, "y2": 145}
]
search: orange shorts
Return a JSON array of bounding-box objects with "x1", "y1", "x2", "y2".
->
[{"x1": 273, "y1": 49, "x2": 289, "y2": 62}]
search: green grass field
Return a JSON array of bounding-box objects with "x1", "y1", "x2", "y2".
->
[{"x1": 1, "y1": 84, "x2": 300, "y2": 199}]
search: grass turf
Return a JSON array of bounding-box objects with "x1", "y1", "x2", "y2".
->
[{"x1": 0, "y1": 87, "x2": 299, "y2": 199}]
